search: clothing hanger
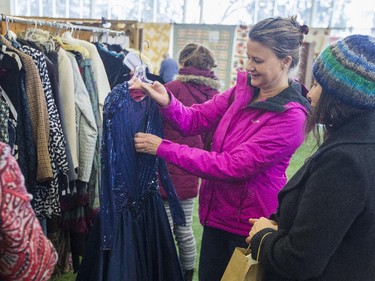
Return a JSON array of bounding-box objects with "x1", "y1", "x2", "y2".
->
[
  {"x1": 0, "y1": 44, "x2": 22, "y2": 70},
  {"x1": 23, "y1": 21, "x2": 56, "y2": 52},
  {"x1": 133, "y1": 40, "x2": 152, "y2": 83},
  {"x1": 24, "y1": 20, "x2": 42, "y2": 40},
  {"x1": 44, "y1": 22, "x2": 56, "y2": 51},
  {"x1": 59, "y1": 27, "x2": 90, "y2": 58},
  {"x1": 4, "y1": 16, "x2": 11, "y2": 39},
  {"x1": 3, "y1": 17, "x2": 18, "y2": 43},
  {"x1": 105, "y1": 30, "x2": 110, "y2": 44},
  {"x1": 61, "y1": 28, "x2": 74, "y2": 40},
  {"x1": 126, "y1": 41, "x2": 153, "y2": 102},
  {"x1": 133, "y1": 65, "x2": 152, "y2": 83},
  {"x1": 0, "y1": 18, "x2": 22, "y2": 70},
  {"x1": 75, "y1": 28, "x2": 81, "y2": 39},
  {"x1": 6, "y1": 30, "x2": 18, "y2": 42},
  {"x1": 90, "y1": 30, "x2": 98, "y2": 43}
]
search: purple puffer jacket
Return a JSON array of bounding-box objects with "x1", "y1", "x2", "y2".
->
[
  {"x1": 157, "y1": 70, "x2": 310, "y2": 236},
  {"x1": 160, "y1": 66, "x2": 221, "y2": 200}
]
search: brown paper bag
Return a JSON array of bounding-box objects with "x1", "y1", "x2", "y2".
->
[{"x1": 221, "y1": 247, "x2": 264, "y2": 281}]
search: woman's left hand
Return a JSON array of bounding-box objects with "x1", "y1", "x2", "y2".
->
[
  {"x1": 246, "y1": 217, "x2": 278, "y2": 244},
  {"x1": 134, "y1": 132, "x2": 163, "y2": 155}
]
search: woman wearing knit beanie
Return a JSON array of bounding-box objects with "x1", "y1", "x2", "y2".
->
[{"x1": 247, "y1": 34, "x2": 375, "y2": 280}]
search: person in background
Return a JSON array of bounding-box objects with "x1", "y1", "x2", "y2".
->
[
  {"x1": 132, "y1": 16, "x2": 310, "y2": 281},
  {"x1": 247, "y1": 34, "x2": 375, "y2": 281},
  {"x1": 0, "y1": 142, "x2": 58, "y2": 281},
  {"x1": 160, "y1": 43, "x2": 221, "y2": 281},
  {"x1": 159, "y1": 52, "x2": 179, "y2": 83}
]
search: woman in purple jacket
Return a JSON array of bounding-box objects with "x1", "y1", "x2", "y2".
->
[
  {"x1": 133, "y1": 16, "x2": 310, "y2": 281},
  {"x1": 160, "y1": 43, "x2": 221, "y2": 281}
]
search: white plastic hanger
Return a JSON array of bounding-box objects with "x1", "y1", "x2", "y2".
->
[
  {"x1": 133, "y1": 65, "x2": 152, "y2": 83},
  {"x1": 1, "y1": 43, "x2": 22, "y2": 71},
  {"x1": 132, "y1": 40, "x2": 152, "y2": 83}
]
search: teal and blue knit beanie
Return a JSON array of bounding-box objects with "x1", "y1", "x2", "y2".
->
[{"x1": 313, "y1": 34, "x2": 375, "y2": 109}]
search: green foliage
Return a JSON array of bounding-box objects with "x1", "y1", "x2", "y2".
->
[
  {"x1": 51, "y1": 273, "x2": 77, "y2": 281},
  {"x1": 287, "y1": 136, "x2": 316, "y2": 178}
]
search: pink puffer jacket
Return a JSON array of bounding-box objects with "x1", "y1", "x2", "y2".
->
[{"x1": 157, "y1": 70, "x2": 310, "y2": 236}]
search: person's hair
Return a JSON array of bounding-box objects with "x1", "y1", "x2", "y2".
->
[
  {"x1": 178, "y1": 43, "x2": 217, "y2": 70},
  {"x1": 248, "y1": 15, "x2": 309, "y2": 72},
  {"x1": 305, "y1": 89, "x2": 370, "y2": 146}
]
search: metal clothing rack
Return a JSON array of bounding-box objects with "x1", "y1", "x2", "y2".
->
[{"x1": 0, "y1": 14, "x2": 125, "y2": 36}]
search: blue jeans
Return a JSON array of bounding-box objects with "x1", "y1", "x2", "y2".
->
[{"x1": 198, "y1": 226, "x2": 248, "y2": 281}]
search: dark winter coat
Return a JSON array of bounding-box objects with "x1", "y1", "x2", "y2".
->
[{"x1": 251, "y1": 111, "x2": 375, "y2": 281}]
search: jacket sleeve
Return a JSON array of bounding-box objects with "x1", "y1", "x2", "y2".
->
[
  {"x1": 160, "y1": 88, "x2": 233, "y2": 136},
  {"x1": 69, "y1": 53, "x2": 98, "y2": 182},
  {"x1": 251, "y1": 149, "x2": 366, "y2": 280},
  {"x1": 157, "y1": 107, "x2": 306, "y2": 181}
]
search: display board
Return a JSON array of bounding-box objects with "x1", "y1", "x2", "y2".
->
[
  {"x1": 173, "y1": 24, "x2": 236, "y2": 90},
  {"x1": 142, "y1": 22, "x2": 173, "y2": 74},
  {"x1": 230, "y1": 25, "x2": 251, "y2": 87}
]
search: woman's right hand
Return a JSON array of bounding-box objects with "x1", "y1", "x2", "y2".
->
[
  {"x1": 129, "y1": 78, "x2": 171, "y2": 107},
  {"x1": 246, "y1": 217, "x2": 278, "y2": 244}
]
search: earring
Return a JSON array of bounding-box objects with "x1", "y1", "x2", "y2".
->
[{"x1": 328, "y1": 113, "x2": 334, "y2": 127}]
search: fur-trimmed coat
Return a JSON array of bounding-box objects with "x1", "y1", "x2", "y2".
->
[{"x1": 160, "y1": 66, "x2": 221, "y2": 200}]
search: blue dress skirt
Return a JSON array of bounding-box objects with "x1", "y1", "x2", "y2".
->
[{"x1": 76, "y1": 82, "x2": 185, "y2": 281}]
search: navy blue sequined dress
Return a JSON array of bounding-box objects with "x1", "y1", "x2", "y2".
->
[{"x1": 76, "y1": 82, "x2": 185, "y2": 281}]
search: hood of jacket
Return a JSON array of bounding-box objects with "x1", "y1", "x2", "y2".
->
[{"x1": 173, "y1": 66, "x2": 222, "y2": 103}]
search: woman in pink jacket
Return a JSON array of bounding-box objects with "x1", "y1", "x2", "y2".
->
[{"x1": 133, "y1": 16, "x2": 310, "y2": 281}]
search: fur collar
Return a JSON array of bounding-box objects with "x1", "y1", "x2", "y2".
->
[{"x1": 175, "y1": 74, "x2": 222, "y2": 90}]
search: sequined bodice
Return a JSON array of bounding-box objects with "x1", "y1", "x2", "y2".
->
[{"x1": 100, "y1": 82, "x2": 184, "y2": 249}]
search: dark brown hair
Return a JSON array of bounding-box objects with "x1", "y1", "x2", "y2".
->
[
  {"x1": 178, "y1": 43, "x2": 217, "y2": 70},
  {"x1": 248, "y1": 16, "x2": 309, "y2": 71},
  {"x1": 306, "y1": 90, "x2": 368, "y2": 146}
]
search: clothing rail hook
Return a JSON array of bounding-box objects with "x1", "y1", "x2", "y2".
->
[
  {"x1": 139, "y1": 40, "x2": 150, "y2": 66},
  {"x1": 5, "y1": 16, "x2": 9, "y2": 35}
]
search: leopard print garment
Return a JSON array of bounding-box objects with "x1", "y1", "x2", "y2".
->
[{"x1": 21, "y1": 46, "x2": 69, "y2": 217}]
